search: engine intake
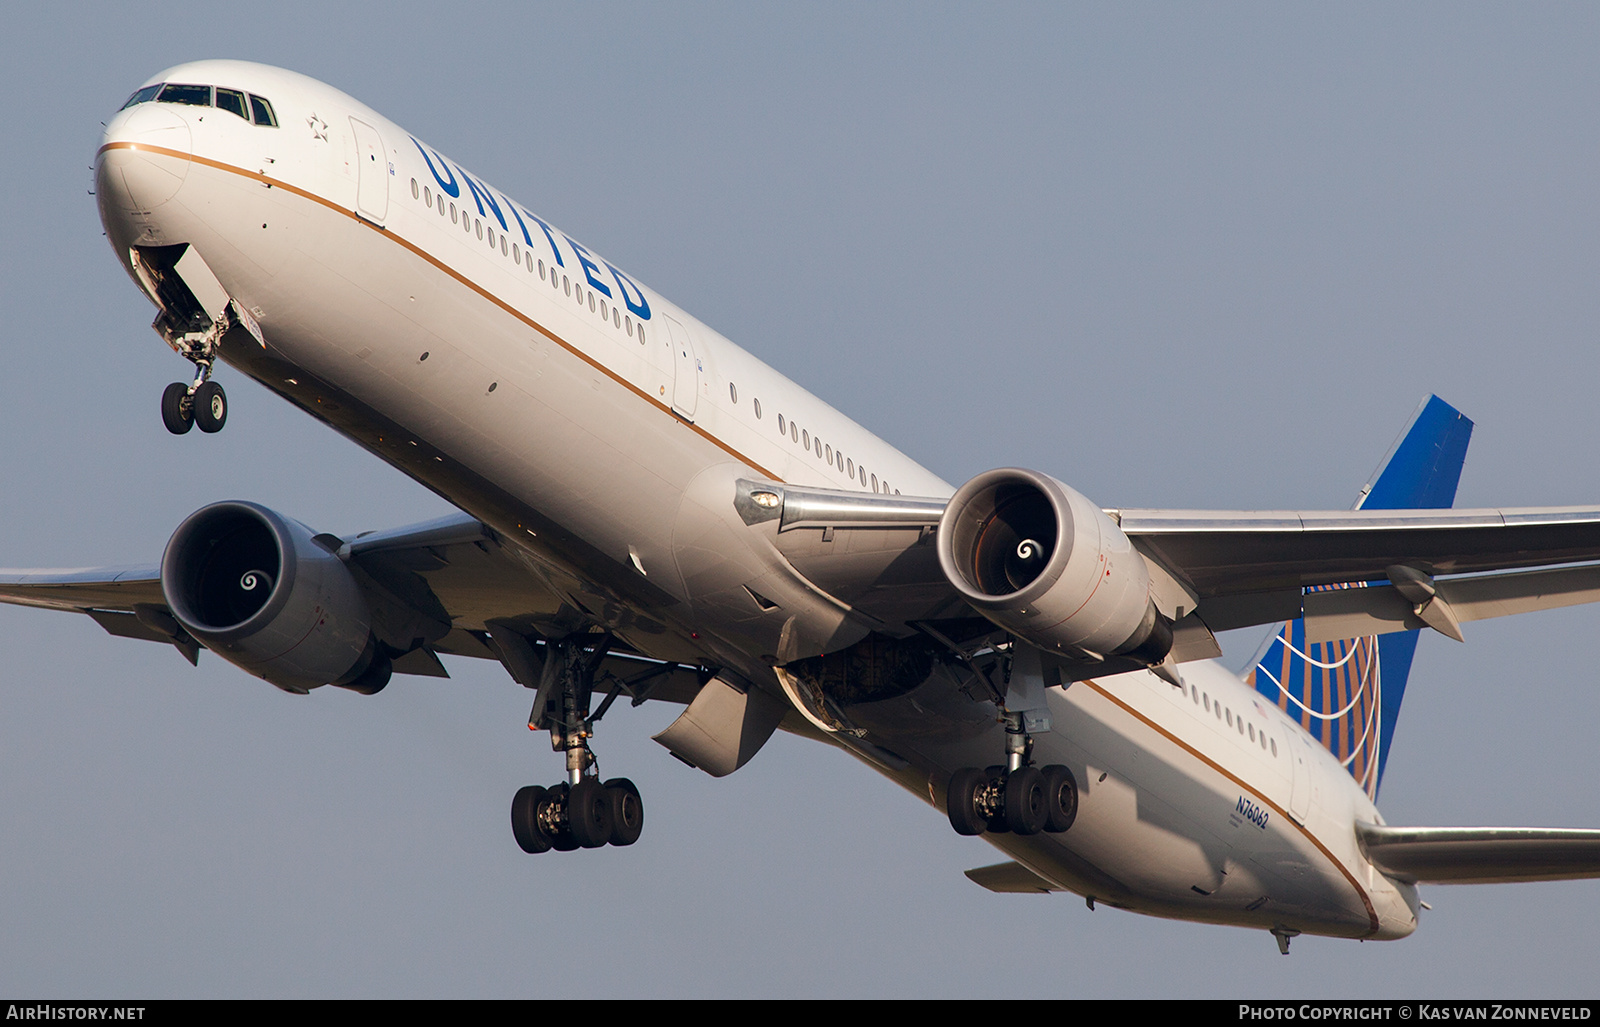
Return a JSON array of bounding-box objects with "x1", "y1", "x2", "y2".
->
[
  {"x1": 937, "y1": 468, "x2": 1172, "y2": 666},
  {"x1": 161, "y1": 501, "x2": 388, "y2": 694}
]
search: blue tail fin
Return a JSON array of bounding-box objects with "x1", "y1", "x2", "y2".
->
[{"x1": 1247, "y1": 396, "x2": 1473, "y2": 799}]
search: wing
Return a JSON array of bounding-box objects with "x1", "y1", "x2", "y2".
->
[
  {"x1": 0, "y1": 511, "x2": 705, "y2": 702},
  {"x1": 1358, "y1": 823, "x2": 1600, "y2": 884},
  {"x1": 1115, "y1": 505, "x2": 1600, "y2": 636},
  {"x1": 741, "y1": 480, "x2": 1600, "y2": 650}
]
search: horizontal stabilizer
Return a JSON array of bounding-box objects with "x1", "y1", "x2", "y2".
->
[
  {"x1": 964, "y1": 861, "x2": 1059, "y2": 894},
  {"x1": 1358, "y1": 822, "x2": 1600, "y2": 884}
]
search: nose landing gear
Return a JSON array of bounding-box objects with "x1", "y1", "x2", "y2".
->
[{"x1": 161, "y1": 363, "x2": 227, "y2": 435}]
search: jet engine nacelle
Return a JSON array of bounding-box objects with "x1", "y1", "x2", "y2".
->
[
  {"x1": 936, "y1": 468, "x2": 1172, "y2": 666},
  {"x1": 161, "y1": 501, "x2": 389, "y2": 694}
]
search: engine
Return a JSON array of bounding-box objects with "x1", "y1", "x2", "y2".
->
[
  {"x1": 161, "y1": 501, "x2": 390, "y2": 694},
  {"x1": 936, "y1": 468, "x2": 1172, "y2": 666}
]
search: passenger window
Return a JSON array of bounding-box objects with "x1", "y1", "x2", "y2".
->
[
  {"x1": 600, "y1": 299, "x2": 608, "y2": 320},
  {"x1": 846, "y1": 458, "x2": 853, "y2": 477},
  {"x1": 729, "y1": 383, "x2": 738, "y2": 403},
  {"x1": 639, "y1": 325, "x2": 646, "y2": 344},
  {"x1": 513, "y1": 243, "x2": 520, "y2": 264},
  {"x1": 792, "y1": 423, "x2": 800, "y2": 443},
  {"x1": 778, "y1": 414, "x2": 786, "y2": 434},
  {"x1": 614, "y1": 309, "x2": 621, "y2": 328},
  {"x1": 859, "y1": 467, "x2": 867, "y2": 486},
  {"x1": 870, "y1": 474, "x2": 878, "y2": 491},
  {"x1": 410, "y1": 178, "x2": 420, "y2": 200},
  {"x1": 450, "y1": 203, "x2": 458, "y2": 224},
  {"x1": 215, "y1": 88, "x2": 248, "y2": 120},
  {"x1": 801, "y1": 429, "x2": 809, "y2": 449},
  {"x1": 248, "y1": 94, "x2": 278, "y2": 127},
  {"x1": 589, "y1": 293, "x2": 596, "y2": 312},
  {"x1": 1271, "y1": 739, "x2": 1278, "y2": 757},
  {"x1": 488, "y1": 227, "x2": 496, "y2": 248},
  {"x1": 121, "y1": 84, "x2": 163, "y2": 110},
  {"x1": 159, "y1": 83, "x2": 211, "y2": 107},
  {"x1": 475, "y1": 219, "x2": 483, "y2": 239},
  {"x1": 754, "y1": 399, "x2": 762, "y2": 419},
  {"x1": 825, "y1": 444, "x2": 832, "y2": 463}
]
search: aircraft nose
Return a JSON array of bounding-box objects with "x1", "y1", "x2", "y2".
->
[{"x1": 96, "y1": 103, "x2": 192, "y2": 213}]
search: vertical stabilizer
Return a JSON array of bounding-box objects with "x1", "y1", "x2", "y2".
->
[{"x1": 1248, "y1": 396, "x2": 1473, "y2": 798}]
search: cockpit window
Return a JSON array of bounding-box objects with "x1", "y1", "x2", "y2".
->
[
  {"x1": 158, "y1": 83, "x2": 213, "y2": 107},
  {"x1": 214, "y1": 87, "x2": 248, "y2": 121},
  {"x1": 121, "y1": 84, "x2": 163, "y2": 110},
  {"x1": 248, "y1": 94, "x2": 278, "y2": 128},
  {"x1": 118, "y1": 80, "x2": 278, "y2": 127}
]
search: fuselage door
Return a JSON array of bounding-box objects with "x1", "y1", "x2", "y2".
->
[
  {"x1": 350, "y1": 117, "x2": 389, "y2": 225},
  {"x1": 665, "y1": 316, "x2": 699, "y2": 421},
  {"x1": 1286, "y1": 731, "x2": 1312, "y2": 825}
]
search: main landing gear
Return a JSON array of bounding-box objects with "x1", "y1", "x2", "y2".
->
[
  {"x1": 161, "y1": 360, "x2": 228, "y2": 435},
  {"x1": 509, "y1": 632, "x2": 650, "y2": 854},
  {"x1": 946, "y1": 711, "x2": 1078, "y2": 837}
]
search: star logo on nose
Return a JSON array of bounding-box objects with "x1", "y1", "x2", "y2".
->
[{"x1": 306, "y1": 113, "x2": 329, "y2": 142}]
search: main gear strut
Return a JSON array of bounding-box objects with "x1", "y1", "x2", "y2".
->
[
  {"x1": 942, "y1": 640, "x2": 1079, "y2": 838},
  {"x1": 505, "y1": 631, "x2": 650, "y2": 853}
]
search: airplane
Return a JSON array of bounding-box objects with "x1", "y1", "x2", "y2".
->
[{"x1": 10, "y1": 58, "x2": 1600, "y2": 954}]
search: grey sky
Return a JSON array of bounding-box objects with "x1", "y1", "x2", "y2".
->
[{"x1": 3, "y1": 2, "x2": 1599, "y2": 997}]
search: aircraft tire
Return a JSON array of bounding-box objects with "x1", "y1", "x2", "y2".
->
[
  {"x1": 605, "y1": 778, "x2": 644, "y2": 846},
  {"x1": 161, "y1": 382, "x2": 194, "y2": 435},
  {"x1": 511, "y1": 785, "x2": 553, "y2": 854},
  {"x1": 1005, "y1": 766, "x2": 1048, "y2": 836},
  {"x1": 568, "y1": 778, "x2": 614, "y2": 849},
  {"x1": 194, "y1": 381, "x2": 227, "y2": 433},
  {"x1": 1041, "y1": 764, "x2": 1078, "y2": 833},
  {"x1": 946, "y1": 767, "x2": 989, "y2": 836}
]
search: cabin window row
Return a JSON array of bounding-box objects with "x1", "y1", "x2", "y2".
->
[
  {"x1": 771, "y1": 410, "x2": 893, "y2": 494},
  {"x1": 1191, "y1": 684, "x2": 1277, "y2": 757},
  {"x1": 412, "y1": 178, "x2": 645, "y2": 344}
]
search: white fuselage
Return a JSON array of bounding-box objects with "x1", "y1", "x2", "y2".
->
[{"x1": 95, "y1": 60, "x2": 1417, "y2": 942}]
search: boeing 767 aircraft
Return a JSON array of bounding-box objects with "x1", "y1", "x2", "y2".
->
[{"x1": 9, "y1": 59, "x2": 1600, "y2": 954}]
